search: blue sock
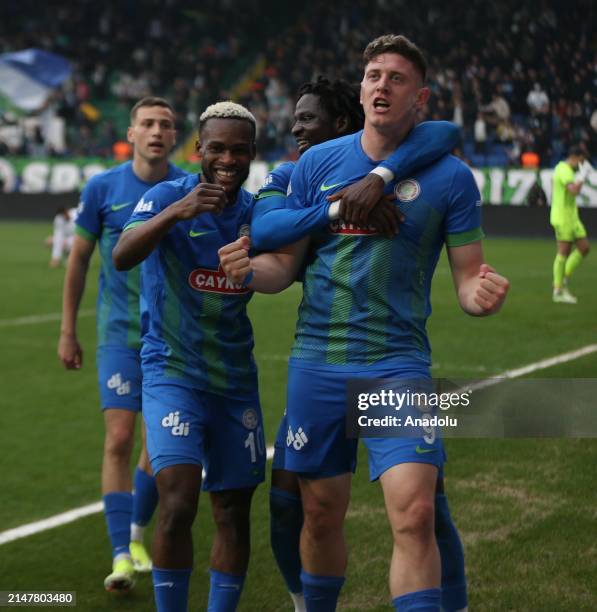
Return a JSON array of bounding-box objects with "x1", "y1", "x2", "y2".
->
[
  {"x1": 301, "y1": 570, "x2": 345, "y2": 612},
  {"x1": 153, "y1": 567, "x2": 191, "y2": 612},
  {"x1": 392, "y1": 588, "x2": 441, "y2": 611},
  {"x1": 103, "y1": 492, "x2": 132, "y2": 557},
  {"x1": 207, "y1": 569, "x2": 245, "y2": 612},
  {"x1": 270, "y1": 487, "x2": 304, "y2": 594},
  {"x1": 435, "y1": 494, "x2": 467, "y2": 612},
  {"x1": 132, "y1": 467, "x2": 159, "y2": 527}
]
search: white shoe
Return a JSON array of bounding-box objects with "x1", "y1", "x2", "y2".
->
[
  {"x1": 553, "y1": 288, "x2": 577, "y2": 304},
  {"x1": 289, "y1": 592, "x2": 306, "y2": 612}
]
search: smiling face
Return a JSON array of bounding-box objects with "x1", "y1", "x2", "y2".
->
[
  {"x1": 197, "y1": 118, "x2": 256, "y2": 200},
  {"x1": 127, "y1": 105, "x2": 176, "y2": 163},
  {"x1": 291, "y1": 93, "x2": 343, "y2": 154},
  {"x1": 360, "y1": 52, "x2": 429, "y2": 134}
]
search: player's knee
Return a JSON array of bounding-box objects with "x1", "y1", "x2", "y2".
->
[
  {"x1": 159, "y1": 492, "x2": 198, "y2": 536},
  {"x1": 390, "y1": 498, "x2": 435, "y2": 544},
  {"x1": 302, "y1": 497, "x2": 344, "y2": 538},
  {"x1": 212, "y1": 494, "x2": 251, "y2": 538},
  {"x1": 580, "y1": 243, "x2": 590, "y2": 256},
  {"x1": 104, "y1": 425, "x2": 134, "y2": 460}
]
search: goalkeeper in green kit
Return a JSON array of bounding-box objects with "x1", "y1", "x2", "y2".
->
[{"x1": 551, "y1": 145, "x2": 591, "y2": 304}]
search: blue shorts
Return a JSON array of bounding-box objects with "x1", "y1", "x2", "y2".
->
[
  {"x1": 96, "y1": 345, "x2": 142, "y2": 411},
  {"x1": 285, "y1": 359, "x2": 444, "y2": 481},
  {"x1": 143, "y1": 381, "x2": 266, "y2": 491},
  {"x1": 272, "y1": 413, "x2": 288, "y2": 471}
]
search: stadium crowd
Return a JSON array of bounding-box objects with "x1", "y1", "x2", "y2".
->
[{"x1": 0, "y1": 0, "x2": 595, "y2": 166}]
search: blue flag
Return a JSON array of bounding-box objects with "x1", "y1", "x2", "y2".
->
[{"x1": 0, "y1": 49, "x2": 71, "y2": 111}]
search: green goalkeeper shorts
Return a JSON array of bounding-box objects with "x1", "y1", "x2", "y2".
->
[{"x1": 552, "y1": 218, "x2": 587, "y2": 242}]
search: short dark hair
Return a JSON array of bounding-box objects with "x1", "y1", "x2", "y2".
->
[
  {"x1": 130, "y1": 97, "x2": 174, "y2": 124},
  {"x1": 568, "y1": 144, "x2": 585, "y2": 157},
  {"x1": 297, "y1": 76, "x2": 364, "y2": 134},
  {"x1": 363, "y1": 34, "x2": 427, "y2": 82}
]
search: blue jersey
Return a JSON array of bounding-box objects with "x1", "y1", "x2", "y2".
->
[
  {"x1": 286, "y1": 131, "x2": 483, "y2": 367},
  {"x1": 250, "y1": 121, "x2": 459, "y2": 252},
  {"x1": 75, "y1": 161, "x2": 187, "y2": 349},
  {"x1": 124, "y1": 174, "x2": 257, "y2": 398},
  {"x1": 256, "y1": 161, "x2": 295, "y2": 201}
]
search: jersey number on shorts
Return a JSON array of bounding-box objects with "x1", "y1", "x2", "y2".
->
[{"x1": 244, "y1": 427, "x2": 265, "y2": 463}]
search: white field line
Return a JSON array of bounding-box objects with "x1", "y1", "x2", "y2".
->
[
  {"x1": 1, "y1": 344, "x2": 596, "y2": 546},
  {"x1": 0, "y1": 447, "x2": 275, "y2": 546},
  {"x1": 0, "y1": 309, "x2": 95, "y2": 327},
  {"x1": 469, "y1": 343, "x2": 597, "y2": 391}
]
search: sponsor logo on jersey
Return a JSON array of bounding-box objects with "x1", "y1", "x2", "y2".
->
[
  {"x1": 242, "y1": 408, "x2": 259, "y2": 430},
  {"x1": 188, "y1": 266, "x2": 250, "y2": 294},
  {"x1": 110, "y1": 201, "x2": 133, "y2": 211},
  {"x1": 260, "y1": 174, "x2": 274, "y2": 189},
  {"x1": 415, "y1": 445, "x2": 437, "y2": 455},
  {"x1": 189, "y1": 229, "x2": 215, "y2": 238},
  {"x1": 133, "y1": 197, "x2": 153, "y2": 213},
  {"x1": 394, "y1": 179, "x2": 421, "y2": 202},
  {"x1": 320, "y1": 180, "x2": 344, "y2": 192},
  {"x1": 238, "y1": 224, "x2": 251, "y2": 239},
  {"x1": 161, "y1": 411, "x2": 190, "y2": 437},
  {"x1": 329, "y1": 220, "x2": 378, "y2": 235},
  {"x1": 106, "y1": 372, "x2": 131, "y2": 396},
  {"x1": 286, "y1": 425, "x2": 309, "y2": 450}
]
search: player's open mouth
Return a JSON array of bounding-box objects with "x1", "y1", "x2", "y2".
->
[
  {"x1": 373, "y1": 98, "x2": 390, "y2": 110},
  {"x1": 148, "y1": 142, "x2": 164, "y2": 150},
  {"x1": 296, "y1": 139, "x2": 310, "y2": 151},
  {"x1": 214, "y1": 168, "x2": 238, "y2": 181}
]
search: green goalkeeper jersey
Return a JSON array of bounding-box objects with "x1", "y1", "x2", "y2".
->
[{"x1": 551, "y1": 161, "x2": 578, "y2": 226}]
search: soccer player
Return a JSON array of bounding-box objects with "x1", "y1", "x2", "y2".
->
[
  {"x1": 251, "y1": 77, "x2": 469, "y2": 612},
  {"x1": 112, "y1": 102, "x2": 271, "y2": 612},
  {"x1": 48, "y1": 206, "x2": 76, "y2": 267},
  {"x1": 58, "y1": 97, "x2": 185, "y2": 592},
  {"x1": 551, "y1": 145, "x2": 590, "y2": 304},
  {"x1": 220, "y1": 35, "x2": 509, "y2": 612}
]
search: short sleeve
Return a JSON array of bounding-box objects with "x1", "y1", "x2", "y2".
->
[
  {"x1": 445, "y1": 163, "x2": 484, "y2": 247},
  {"x1": 75, "y1": 179, "x2": 102, "y2": 241},
  {"x1": 124, "y1": 182, "x2": 177, "y2": 230},
  {"x1": 255, "y1": 162, "x2": 294, "y2": 201},
  {"x1": 285, "y1": 153, "x2": 314, "y2": 210}
]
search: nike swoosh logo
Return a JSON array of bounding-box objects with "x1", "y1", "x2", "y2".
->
[
  {"x1": 154, "y1": 582, "x2": 174, "y2": 588},
  {"x1": 320, "y1": 182, "x2": 344, "y2": 192},
  {"x1": 415, "y1": 445, "x2": 437, "y2": 455},
  {"x1": 110, "y1": 202, "x2": 133, "y2": 211},
  {"x1": 189, "y1": 229, "x2": 216, "y2": 238}
]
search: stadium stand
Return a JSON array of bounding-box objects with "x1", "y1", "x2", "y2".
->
[{"x1": 0, "y1": 0, "x2": 595, "y2": 166}]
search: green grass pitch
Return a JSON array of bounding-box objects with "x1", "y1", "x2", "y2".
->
[{"x1": 0, "y1": 221, "x2": 595, "y2": 611}]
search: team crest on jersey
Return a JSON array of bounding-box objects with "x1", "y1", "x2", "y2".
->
[
  {"x1": 394, "y1": 179, "x2": 421, "y2": 202},
  {"x1": 329, "y1": 220, "x2": 377, "y2": 235},
  {"x1": 238, "y1": 224, "x2": 251, "y2": 238},
  {"x1": 242, "y1": 408, "x2": 259, "y2": 430},
  {"x1": 188, "y1": 266, "x2": 250, "y2": 294}
]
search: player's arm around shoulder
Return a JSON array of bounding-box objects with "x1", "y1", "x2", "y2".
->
[
  {"x1": 218, "y1": 236, "x2": 309, "y2": 294},
  {"x1": 113, "y1": 181, "x2": 227, "y2": 270},
  {"x1": 58, "y1": 233, "x2": 96, "y2": 369},
  {"x1": 447, "y1": 241, "x2": 509, "y2": 316}
]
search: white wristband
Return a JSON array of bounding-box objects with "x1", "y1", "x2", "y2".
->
[
  {"x1": 370, "y1": 166, "x2": 394, "y2": 185},
  {"x1": 328, "y1": 200, "x2": 341, "y2": 220}
]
